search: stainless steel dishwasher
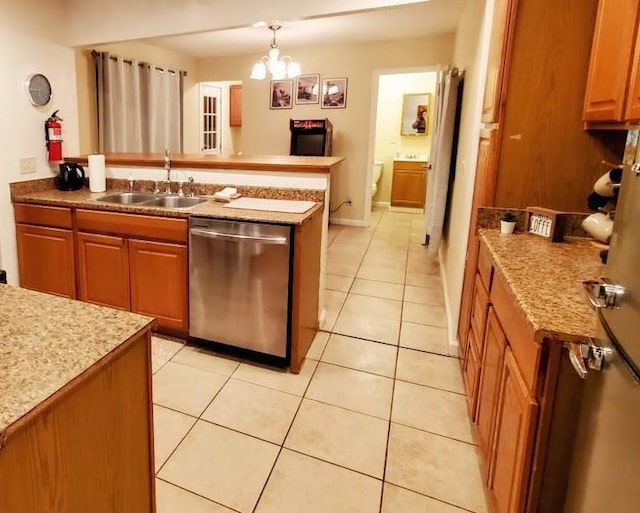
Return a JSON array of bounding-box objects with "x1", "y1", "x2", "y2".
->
[{"x1": 189, "y1": 217, "x2": 292, "y2": 359}]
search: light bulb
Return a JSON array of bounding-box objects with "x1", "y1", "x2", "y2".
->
[
  {"x1": 268, "y1": 47, "x2": 280, "y2": 61},
  {"x1": 271, "y1": 60, "x2": 286, "y2": 80},
  {"x1": 250, "y1": 62, "x2": 266, "y2": 80},
  {"x1": 287, "y1": 61, "x2": 301, "y2": 78}
]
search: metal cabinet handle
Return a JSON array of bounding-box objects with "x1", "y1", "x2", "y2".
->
[
  {"x1": 190, "y1": 228, "x2": 288, "y2": 245},
  {"x1": 566, "y1": 341, "x2": 613, "y2": 379}
]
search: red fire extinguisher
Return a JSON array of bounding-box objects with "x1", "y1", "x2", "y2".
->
[{"x1": 45, "y1": 110, "x2": 63, "y2": 162}]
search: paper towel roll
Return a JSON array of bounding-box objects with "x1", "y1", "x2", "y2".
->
[{"x1": 88, "y1": 154, "x2": 106, "y2": 192}]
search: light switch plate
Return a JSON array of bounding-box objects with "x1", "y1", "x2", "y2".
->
[{"x1": 19, "y1": 157, "x2": 36, "y2": 174}]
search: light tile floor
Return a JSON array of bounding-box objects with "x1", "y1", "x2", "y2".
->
[{"x1": 151, "y1": 208, "x2": 488, "y2": 513}]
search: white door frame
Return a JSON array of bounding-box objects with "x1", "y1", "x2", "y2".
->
[{"x1": 365, "y1": 65, "x2": 445, "y2": 227}]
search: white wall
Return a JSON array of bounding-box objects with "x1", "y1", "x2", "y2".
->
[
  {"x1": 440, "y1": 0, "x2": 492, "y2": 348},
  {"x1": 373, "y1": 72, "x2": 436, "y2": 205},
  {"x1": 0, "y1": 1, "x2": 79, "y2": 285},
  {"x1": 61, "y1": 0, "x2": 431, "y2": 46},
  {"x1": 197, "y1": 35, "x2": 454, "y2": 224}
]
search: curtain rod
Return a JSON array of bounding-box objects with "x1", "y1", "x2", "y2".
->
[{"x1": 90, "y1": 50, "x2": 187, "y2": 77}]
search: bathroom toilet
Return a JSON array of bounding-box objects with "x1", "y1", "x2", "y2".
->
[{"x1": 372, "y1": 160, "x2": 383, "y2": 196}]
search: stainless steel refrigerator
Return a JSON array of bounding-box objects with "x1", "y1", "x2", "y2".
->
[{"x1": 563, "y1": 129, "x2": 640, "y2": 512}]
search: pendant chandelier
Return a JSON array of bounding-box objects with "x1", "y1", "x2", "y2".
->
[{"x1": 250, "y1": 24, "x2": 301, "y2": 80}]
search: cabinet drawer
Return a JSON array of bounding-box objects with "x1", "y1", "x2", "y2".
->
[
  {"x1": 14, "y1": 204, "x2": 72, "y2": 229},
  {"x1": 477, "y1": 242, "x2": 494, "y2": 291},
  {"x1": 393, "y1": 160, "x2": 429, "y2": 172},
  {"x1": 490, "y1": 271, "x2": 540, "y2": 394},
  {"x1": 76, "y1": 210, "x2": 188, "y2": 244},
  {"x1": 470, "y1": 273, "x2": 490, "y2": 357}
]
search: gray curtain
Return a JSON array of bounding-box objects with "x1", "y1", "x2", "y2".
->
[
  {"x1": 94, "y1": 51, "x2": 182, "y2": 153},
  {"x1": 424, "y1": 69, "x2": 463, "y2": 253}
]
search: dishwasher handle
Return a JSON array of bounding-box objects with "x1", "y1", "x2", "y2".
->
[{"x1": 190, "y1": 227, "x2": 288, "y2": 245}]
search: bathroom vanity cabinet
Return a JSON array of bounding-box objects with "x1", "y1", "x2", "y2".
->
[{"x1": 390, "y1": 160, "x2": 428, "y2": 208}]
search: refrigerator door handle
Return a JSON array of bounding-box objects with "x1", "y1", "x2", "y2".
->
[
  {"x1": 582, "y1": 279, "x2": 625, "y2": 310},
  {"x1": 567, "y1": 341, "x2": 614, "y2": 379}
]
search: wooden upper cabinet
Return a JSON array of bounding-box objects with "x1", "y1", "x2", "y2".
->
[
  {"x1": 482, "y1": 0, "x2": 518, "y2": 123},
  {"x1": 583, "y1": 0, "x2": 640, "y2": 122},
  {"x1": 489, "y1": 348, "x2": 538, "y2": 513},
  {"x1": 129, "y1": 239, "x2": 188, "y2": 332},
  {"x1": 16, "y1": 224, "x2": 76, "y2": 298},
  {"x1": 229, "y1": 84, "x2": 242, "y2": 127},
  {"x1": 77, "y1": 232, "x2": 130, "y2": 311}
]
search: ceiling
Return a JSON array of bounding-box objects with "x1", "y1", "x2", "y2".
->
[{"x1": 141, "y1": 0, "x2": 467, "y2": 59}]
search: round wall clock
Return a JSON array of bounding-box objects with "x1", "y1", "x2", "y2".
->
[{"x1": 25, "y1": 73, "x2": 52, "y2": 106}]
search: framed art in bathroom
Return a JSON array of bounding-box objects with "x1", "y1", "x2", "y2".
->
[
  {"x1": 295, "y1": 74, "x2": 320, "y2": 104},
  {"x1": 270, "y1": 80, "x2": 293, "y2": 109},
  {"x1": 321, "y1": 78, "x2": 347, "y2": 109}
]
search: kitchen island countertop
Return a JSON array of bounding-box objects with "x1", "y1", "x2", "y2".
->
[
  {"x1": 11, "y1": 187, "x2": 322, "y2": 225},
  {"x1": 0, "y1": 285, "x2": 154, "y2": 434},
  {"x1": 479, "y1": 229, "x2": 605, "y2": 343}
]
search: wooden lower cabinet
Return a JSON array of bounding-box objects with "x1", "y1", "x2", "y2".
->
[
  {"x1": 77, "y1": 232, "x2": 130, "y2": 310},
  {"x1": 463, "y1": 335, "x2": 482, "y2": 418},
  {"x1": 16, "y1": 224, "x2": 76, "y2": 298},
  {"x1": 476, "y1": 308, "x2": 507, "y2": 457},
  {"x1": 0, "y1": 330, "x2": 155, "y2": 513},
  {"x1": 390, "y1": 161, "x2": 427, "y2": 208},
  {"x1": 129, "y1": 239, "x2": 188, "y2": 331},
  {"x1": 488, "y1": 349, "x2": 539, "y2": 513}
]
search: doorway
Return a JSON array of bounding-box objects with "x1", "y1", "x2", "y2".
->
[
  {"x1": 366, "y1": 68, "x2": 440, "y2": 225},
  {"x1": 199, "y1": 83, "x2": 222, "y2": 155}
]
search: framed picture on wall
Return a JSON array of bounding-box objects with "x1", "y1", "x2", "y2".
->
[
  {"x1": 295, "y1": 74, "x2": 320, "y2": 104},
  {"x1": 270, "y1": 80, "x2": 293, "y2": 109},
  {"x1": 321, "y1": 77, "x2": 347, "y2": 109}
]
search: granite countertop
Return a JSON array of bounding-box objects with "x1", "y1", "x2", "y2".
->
[
  {"x1": 0, "y1": 285, "x2": 154, "y2": 434},
  {"x1": 479, "y1": 229, "x2": 605, "y2": 343},
  {"x1": 64, "y1": 153, "x2": 345, "y2": 174},
  {"x1": 12, "y1": 188, "x2": 322, "y2": 225}
]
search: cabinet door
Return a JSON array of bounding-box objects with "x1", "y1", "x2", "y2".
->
[
  {"x1": 624, "y1": 15, "x2": 640, "y2": 120},
  {"x1": 476, "y1": 309, "x2": 507, "y2": 459},
  {"x1": 390, "y1": 168, "x2": 426, "y2": 208},
  {"x1": 482, "y1": 0, "x2": 518, "y2": 123},
  {"x1": 77, "y1": 232, "x2": 130, "y2": 310},
  {"x1": 129, "y1": 239, "x2": 188, "y2": 332},
  {"x1": 229, "y1": 84, "x2": 242, "y2": 127},
  {"x1": 583, "y1": 0, "x2": 640, "y2": 121},
  {"x1": 16, "y1": 224, "x2": 76, "y2": 298},
  {"x1": 489, "y1": 348, "x2": 538, "y2": 513},
  {"x1": 463, "y1": 333, "x2": 482, "y2": 419}
]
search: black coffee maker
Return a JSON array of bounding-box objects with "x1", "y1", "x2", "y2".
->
[{"x1": 56, "y1": 163, "x2": 85, "y2": 191}]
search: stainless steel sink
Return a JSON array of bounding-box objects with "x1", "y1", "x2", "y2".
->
[
  {"x1": 97, "y1": 192, "x2": 156, "y2": 204},
  {"x1": 140, "y1": 196, "x2": 208, "y2": 209},
  {"x1": 96, "y1": 192, "x2": 208, "y2": 210}
]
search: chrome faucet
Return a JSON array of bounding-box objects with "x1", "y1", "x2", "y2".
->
[
  {"x1": 163, "y1": 149, "x2": 172, "y2": 195},
  {"x1": 187, "y1": 176, "x2": 195, "y2": 197}
]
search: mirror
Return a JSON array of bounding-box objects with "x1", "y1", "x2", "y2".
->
[{"x1": 401, "y1": 93, "x2": 431, "y2": 136}]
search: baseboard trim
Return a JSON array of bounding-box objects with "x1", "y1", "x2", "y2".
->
[
  {"x1": 373, "y1": 201, "x2": 390, "y2": 208},
  {"x1": 389, "y1": 206, "x2": 424, "y2": 214},
  {"x1": 329, "y1": 217, "x2": 369, "y2": 227},
  {"x1": 438, "y1": 245, "x2": 460, "y2": 358}
]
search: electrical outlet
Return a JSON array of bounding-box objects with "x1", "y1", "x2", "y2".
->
[{"x1": 19, "y1": 157, "x2": 36, "y2": 174}]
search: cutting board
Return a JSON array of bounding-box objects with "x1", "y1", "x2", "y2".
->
[{"x1": 223, "y1": 197, "x2": 316, "y2": 214}]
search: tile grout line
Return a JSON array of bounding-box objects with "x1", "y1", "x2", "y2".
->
[
  {"x1": 377, "y1": 209, "x2": 411, "y2": 513},
  {"x1": 155, "y1": 476, "x2": 245, "y2": 513}
]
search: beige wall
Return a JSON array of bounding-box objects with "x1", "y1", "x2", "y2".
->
[
  {"x1": 74, "y1": 41, "x2": 199, "y2": 154},
  {"x1": 440, "y1": 0, "x2": 491, "y2": 347},
  {"x1": 197, "y1": 35, "x2": 454, "y2": 223},
  {"x1": 373, "y1": 72, "x2": 437, "y2": 205},
  {"x1": 0, "y1": 0, "x2": 79, "y2": 285}
]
